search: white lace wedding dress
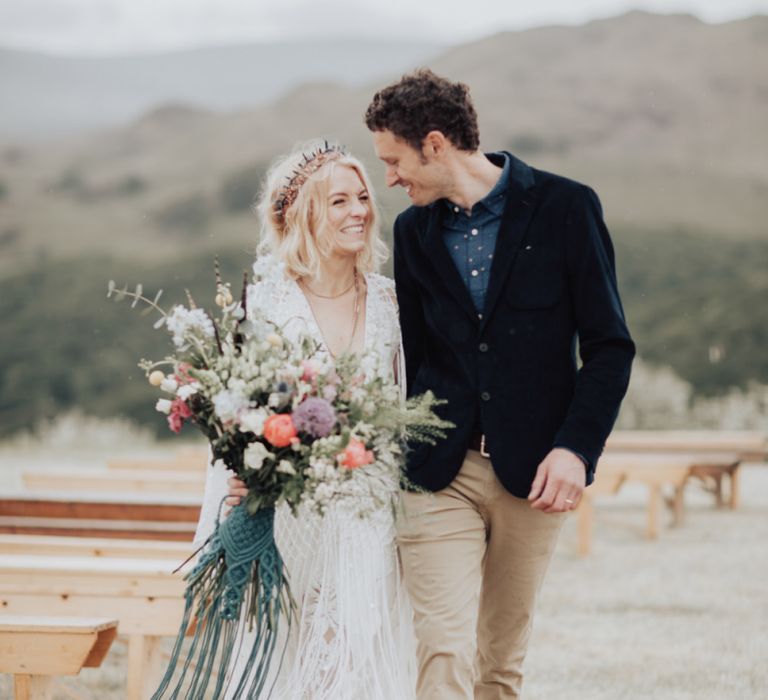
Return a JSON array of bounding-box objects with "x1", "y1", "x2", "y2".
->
[{"x1": 194, "y1": 257, "x2": 416, "y2": 699}]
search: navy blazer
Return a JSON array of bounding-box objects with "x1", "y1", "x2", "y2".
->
[{"x1": 394, "y1": 152, "x2": 635, "y2": 498}]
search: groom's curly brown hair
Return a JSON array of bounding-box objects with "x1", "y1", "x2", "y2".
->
[{"x1": 364, "y1": 69, "x2": 480, "y2": 153}]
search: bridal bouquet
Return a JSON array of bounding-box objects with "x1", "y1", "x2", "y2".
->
[{"x1": 108, "y1": 262, "x2": 450, "y2": 699}]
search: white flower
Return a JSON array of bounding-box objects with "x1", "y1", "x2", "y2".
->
[
  {"x1": 308, "y1": 458, "x2": 337, "y2": 481},
  {"x1": 176, "y1": 382, "x2": 200, "y2": 401},
  {"x1": 165, "y1": 306, "x2": 215, "y2": 348},
  {"x1": 314, "y1": 483, "x2": 335, "y2": 503},
  {"x1": 239, "y1": 408, "x2": 268, "y2": 435},
  {"x1": 160, "y1": 376, "x2": 179, "y2": 393},
  {"x1": 212, "y1": 389, "x2": 249, "y2": 423},
  {"x1": 244, "y1": 442, "x2": 272, "y2": 471},
  {"x1": 276, "y1": 460, "x2": 297, "y2": 476},
  {"x1": 155, "y1": 399, "x2": 172, "y2": 414},
  {"x1": 359, "y1": 352, "x2": 379, "y2": 379}
]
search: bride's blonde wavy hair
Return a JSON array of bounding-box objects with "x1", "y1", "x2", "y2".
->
[{"x1": 256, "y1": 140, "x2": 388, "y2": 280}]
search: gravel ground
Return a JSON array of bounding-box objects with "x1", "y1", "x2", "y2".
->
[
  {"x1": 526, "y1": 464, "x2": 768, "y2": 700},
  {"x1": 1, "y1": 456, "x2": 766, "y2": 700}
]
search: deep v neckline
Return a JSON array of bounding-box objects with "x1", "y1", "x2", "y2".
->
[{"x1": 293, "y1": 276, "x2": 370, "y2": 359}]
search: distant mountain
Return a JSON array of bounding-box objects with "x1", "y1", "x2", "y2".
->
[
  {"x1": 0, "y1": 40, "x2": 446, "y2": 139},
  {"x1": 1, "y1": 10, "x2": 764, "y2": 272},
  {"x1": 0, "y1": 12, "x2": 766, "y2": 432}
]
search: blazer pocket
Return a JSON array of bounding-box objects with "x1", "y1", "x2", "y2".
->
[{"x1": 506, "y1": 244, "x2": 565, "y2": 309}]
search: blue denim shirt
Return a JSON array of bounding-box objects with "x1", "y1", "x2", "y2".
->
[{"x1": 441, "y1": 152, "x2": 510, "y2": 317}]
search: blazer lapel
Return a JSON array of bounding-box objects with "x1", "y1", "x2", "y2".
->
[
  {"x1": 420, "y1": 207, "x2": 479, "y2": 323},
  {"x1": 480, "y1": 157, "x2": 538, "y2": 329}
]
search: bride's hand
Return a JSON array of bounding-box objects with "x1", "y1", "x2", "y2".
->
[{"x1": 226, "y1": 476, "x2": 248, "y2": 508}]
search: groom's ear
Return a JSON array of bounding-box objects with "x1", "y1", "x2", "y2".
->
[{"x1": 422, "y1": 131, "x2": 449, "y2": 160}]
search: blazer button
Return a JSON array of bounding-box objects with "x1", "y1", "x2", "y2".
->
[
  {"x1": 479, "y1": 342, "x2": 489, "y2": 352},
  {"x1": 481, "y1": 391, "x2": 491, "y2": 401}
]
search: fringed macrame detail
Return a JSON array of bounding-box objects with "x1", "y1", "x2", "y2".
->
[
  {"x1": 242, "y1": 503, "x2": 417, "y2": 699},
  {"x1": 153, "y1": 505, "x2": 293, "y2": 699}
]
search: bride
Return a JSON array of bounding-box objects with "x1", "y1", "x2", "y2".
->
[{"x1": 194, "y1": 141, "x2": 416, "y2": 699}]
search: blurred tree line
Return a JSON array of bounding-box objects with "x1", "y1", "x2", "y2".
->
[{"x1": 0, "y1": 230, "x2": 765, "y2": 439}]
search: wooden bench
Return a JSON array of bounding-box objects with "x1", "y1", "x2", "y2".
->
[
  {"x1": 576, "y1": 470, "x2": 625, "y2": 557},
  {"x1": 0, "y1": 615, "x2": 118, "y2": 699},
  {"x1": 598, "y1": 453, "x2": 705, "y2": 538},
  {"x1": 21, "y1": 467, "x2": 206, "y2": 495},
  {"x1": 606, "y1": 430, "x2": 766, "y2": 460},
  {"x1": 606, "y1": 431, "x2": 765, "y2": 509},
  {"x1": 107, "y1": 447, "x2": 208, "y2": 473},
  {"x1": 0, "y1": 533, "x2": 194, "y2": 560},
  {"x1": 0, "y1": 491, "x2": 201, "y2": 541},
  {"x1": 0, "y1": 554, "x2": 188, "y2": 700}
]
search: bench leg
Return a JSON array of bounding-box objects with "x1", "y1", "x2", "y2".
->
[
  {"x1": 14, "y1": 675, "x2": 53, "y2": 700},
  {"x1": 672, "y1": 484, "x2": 685, "y2": 527},
  {"x1": 729, "y1": 467, "x2": 741, "y2": 509},
  {"x1": 713, "y1": 474, "x2": 725, "y2": 507},
  {"x1": 127, "y1": 634, "x2": 163, "y2": 700},
  {"x1": 647, "y1": 484, "x2": 660, "y2": 539}
]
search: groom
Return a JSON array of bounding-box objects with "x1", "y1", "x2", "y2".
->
[{"x1": 365, "y1": 70, "x2": 635, "y2": 699}]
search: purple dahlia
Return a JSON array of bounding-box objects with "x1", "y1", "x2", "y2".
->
[{"x1": 291, "y1": 397, "x2": 336, "y2": 438}]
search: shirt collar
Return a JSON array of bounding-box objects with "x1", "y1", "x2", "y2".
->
[{"x1": 443, "y1": 152, "x2": 510, "y2": 217}]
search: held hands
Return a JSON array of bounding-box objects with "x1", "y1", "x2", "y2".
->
[{"x1": 528, "y1": 448, "x2": 586, "y2": 513}]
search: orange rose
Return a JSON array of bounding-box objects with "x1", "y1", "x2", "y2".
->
[
  {"x1": 338, "y1": 438, "x2": 375, "y2": 470},
  {"x1": 263, "y1": 414, "x2": 298, "y2": 448}
]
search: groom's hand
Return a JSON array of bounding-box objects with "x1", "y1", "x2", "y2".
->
[{"x1": 528, "y1": 448, "x2": 586, "y2": 513}]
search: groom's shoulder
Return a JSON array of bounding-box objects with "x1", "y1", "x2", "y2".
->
[{"x1": 393, "y1": 203, "x2": 434, "y2": 241}]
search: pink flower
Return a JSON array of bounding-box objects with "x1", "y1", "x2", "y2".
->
[
  {"x1": 175, "y1": 363, "x2": 194, "y2": 384},
  {"x1": 167, "y1": 412, "x2": 184, "y2": 433},
  {"x1": 171, "y1": 398, "x2": 193, "y2": 418},
  {"x1": 338, "y1": 439, "x2": 374, "y2": 470},
  {"x1": 263, "y1": 414, "x2": 298, "y2": 448},
  {"x1": 166, "y1": 398, "x2": 192, "y2": 433},
  {"x1": 301, "y1": 360, "x2": 318, "y2": 383}
]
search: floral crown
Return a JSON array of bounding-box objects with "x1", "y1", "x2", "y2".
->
[{"x1": 274, "y1": 141, "x2": 347, "y2": 219}]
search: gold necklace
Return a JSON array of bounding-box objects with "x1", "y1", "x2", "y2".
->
[
  {"x1": 301, "y1": 273, "x2": 356, "y2": 299},
  {"x1": 303, "y1": 270, "x2": 362, "y2": 358}
]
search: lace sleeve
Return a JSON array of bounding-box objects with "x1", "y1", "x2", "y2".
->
[
  {"x1": 193, "y1": 449, "x2": 230, "y2": 548},
  {"x1": 371, "y1": 274, "x2": 407, "y2": 401}
]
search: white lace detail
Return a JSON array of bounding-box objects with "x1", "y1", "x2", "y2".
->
[{"x1": 194, "y1": 256, "x2": 415, "y2": 699}]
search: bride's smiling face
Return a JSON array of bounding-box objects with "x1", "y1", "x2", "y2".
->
[{"x1": 320, "y1": 165, "x2": 371, "y2": 257}]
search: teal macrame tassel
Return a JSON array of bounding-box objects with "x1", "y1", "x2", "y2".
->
[{"x1": 152, "y1": 505, "x2": 293, "y2": 699}]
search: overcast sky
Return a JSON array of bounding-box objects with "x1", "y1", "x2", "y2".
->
[{"x1": 2, "y1": 0, "x2": 767, "y2": 55}]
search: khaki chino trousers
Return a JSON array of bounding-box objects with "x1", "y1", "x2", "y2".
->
[{"x1": 397, "y1": 450, "x2": 565, "y2": 700}]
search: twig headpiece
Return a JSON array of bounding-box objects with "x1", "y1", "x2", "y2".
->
[{"x1": 274, "y1": 141, "x2": 346, "y2": 220}]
